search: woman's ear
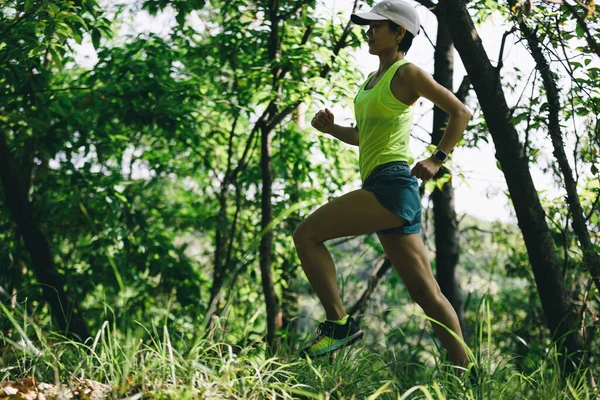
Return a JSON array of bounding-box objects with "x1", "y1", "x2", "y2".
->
[{"x1": 397, "y1": 25, "x2": 407, "y2": 42}]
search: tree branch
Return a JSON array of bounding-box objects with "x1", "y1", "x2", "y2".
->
[
  {"x1": 519, "y1": 16, "x2": 600, "y2": 294},
  {"x1": 413, "y1": 0, "x2": 438, "y2": 11},
  {"x1": 495, "y1": 27, "x2": 517, "y2": 87},
  {"x1": 0, "y1": 4, "x2": 43, "y2": 40},
  {"x1": 459, "y1": 225, "x2": 512, "y2": 234},
  {"x1": 348, "y1": 257, "x2": 392, "y2": 324},
  {"x1": 0, "y1": 86, "x2": 95, "y2": 98},
  {"x1": 279, "y1": 0, "x2": 312, "y2": 20},
  {"x1": 454, "y1": 75, "x2": 471, "y2": 103},
  {"x1": 561, "y1": 0, "x2": 600, "y2": 58}
]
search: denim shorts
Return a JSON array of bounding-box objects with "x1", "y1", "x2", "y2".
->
[{"x1": 361, "y1": 161, "x2": 422, "y2": 235}]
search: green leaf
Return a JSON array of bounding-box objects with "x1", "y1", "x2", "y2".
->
[
  {"x1": 92, "y1": 29, "x2": 101, "y2": 49},
  {"x1": 109, "y1": 134, "x2": 129, "y2": 142},
  {"x1": 57, "y1": 22, "x2": 74, "y2": 37},
  {"x1": 65, "y1": 14, "x2": 89, "y2": 30},
  {"x1": 28, "y1": 44, "x2": 46, "y2": 58},
  {"x1": 424, "y1": 180, "x2": 435, "y2": 194},
  {"x1": 511, "y1": 112, "x2": 529, "y2": 126},
  {"x1": 72, "y1": 30, "x2": 82, "y2": 44},
  {"x1": 49, "y1": 46, "x2": 63, "y2": 69},
  {"x1": 570, "y1": 61, "x2": 582, "y2": 70},
  {"x1": 46, "y1": 2, "x2": 60, "y2": 16},
  {"x1": 114, "y1": 192, "x2": 128, "y2": 203}
]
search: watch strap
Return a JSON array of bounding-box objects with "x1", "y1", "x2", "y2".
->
[{"x1": 433, "y1": 149, "x2": 448, "y2": 162}]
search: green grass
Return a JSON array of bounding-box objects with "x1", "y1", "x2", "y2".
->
[{"x1": 1, "y1": 299, "x2": 598, "y2": 399}]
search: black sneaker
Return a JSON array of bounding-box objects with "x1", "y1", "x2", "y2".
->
[{"x1": 299, "y1": 316, "x2": 364, "y2": 359}]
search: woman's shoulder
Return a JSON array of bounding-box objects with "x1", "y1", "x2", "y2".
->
[
  {"x1": 392, "y1": 62, "x2": 431, "y2": 88},
  {"x1": 390, "y1": 62, "x2": 426, "y2": 106},
  {"x1": 394, "y1": 61, "x2": 423, "y2": 78}
]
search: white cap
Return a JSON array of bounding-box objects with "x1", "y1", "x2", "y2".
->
[{"x1": 351, "y1": 0, "x2": 420, "y2": 37}]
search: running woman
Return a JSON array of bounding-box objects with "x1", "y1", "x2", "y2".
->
[{"x1": 294, "y1": 0, "x2": 471, "y2": 369}]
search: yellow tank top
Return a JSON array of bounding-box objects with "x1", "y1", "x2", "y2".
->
[{"x1": 353, "y1": 59, "x2": 414, "y2": 183}]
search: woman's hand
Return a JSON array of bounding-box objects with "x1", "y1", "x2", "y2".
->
[
  {"x1": 311, "y1": 108, "x2": 335, "y2": 134},
  {"x1": 410, "y1": 156, "x2": 442, "y2": 180}
]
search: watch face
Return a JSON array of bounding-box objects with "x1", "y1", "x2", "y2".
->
[{"x1": 435, "y1": 150, "x2": 447, "y2": 162}]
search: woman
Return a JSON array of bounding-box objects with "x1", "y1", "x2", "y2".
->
[{"x1": 293, "y1": 0, "x2": 471, "y2": 368}]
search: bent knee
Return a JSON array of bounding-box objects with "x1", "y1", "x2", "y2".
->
[
  {"x1": 293, "y1": 224, "x2": 317, "y2": 248},
  {"x1": 292, "y1": 226, "x2": 303, "y2": 245}
]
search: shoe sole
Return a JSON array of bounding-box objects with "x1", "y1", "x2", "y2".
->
[{"x1": 308, "y1": 330, "x2": 365, "y2": 358}]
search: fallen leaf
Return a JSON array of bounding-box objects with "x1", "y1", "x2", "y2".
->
[
  {"x1": 21, "y1": 378, "x2": 36, "y2": 388},
  {"x1": 2, "y1": 386, "x2": 18, "y2": 395}
]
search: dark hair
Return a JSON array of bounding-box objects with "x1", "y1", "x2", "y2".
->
[{"x1": 388, "y1": 21, "x2": 414, "y2": 55}]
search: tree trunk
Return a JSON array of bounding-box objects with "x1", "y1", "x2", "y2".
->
[
  {"x1": 431, "y1": 13, "x2": 467, "y2": 338},
  {"x1": 259, "y1": 122, "x2": 282, "y2": 347},
  {"x1": 255, "y1": 0, "x2": 284, "y2": 350},
  {"x1": 280, "y1": 258, "x2": 299, "y2": 333},
  {"x1": 437, "y1": 0, "x2": 585, "y2": 374},
  {"x1": 280, "y1": 105, "x2": 310, "y2": 333},
  {"x1": 519, "y1": 19, "x2": 600, "y2": 296},
  {"x1": 281, "y1": 181, "x2": 301, "y2": 334},
  {"x1": 0, "y1": 130, "x2": 89, "y2": 340},
  {"x1": 209, "y1": 193, "x2": 228, "y2": 305},
  {"x1": 208, "y1": 114, "x2": 242, "y2": 310},
  {"x1": 203, "y1": 0, "x2": 360, "y2": 340}
]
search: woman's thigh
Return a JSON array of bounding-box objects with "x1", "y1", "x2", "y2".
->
[{"x1": 293, "y1": 189, "x2": 406, "y2": 245}]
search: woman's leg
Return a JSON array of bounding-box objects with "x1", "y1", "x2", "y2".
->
[
  {"x1": 293, "y1": 189, "x2": 407, "y2": 321},
  {"x1": 377, "y1": 232, "x2": 470, "y2": 367}
]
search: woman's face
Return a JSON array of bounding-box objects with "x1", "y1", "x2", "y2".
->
[{"x1": 366, "y1": 21, "x2": 405, "y2": 55}]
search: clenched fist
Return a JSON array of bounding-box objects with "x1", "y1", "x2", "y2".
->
[
  {"x1": 311, "y1": 108, "x2": 335, "y2": 134},
  {"x1": 410, "y1": 156, "x2": 442, "y2": 180}
]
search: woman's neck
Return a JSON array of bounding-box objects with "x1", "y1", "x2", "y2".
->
[{"x1": 377, "y1": 52, "x2": 404, "y2": 75}]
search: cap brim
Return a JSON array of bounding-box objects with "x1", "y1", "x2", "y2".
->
[{"x1": 350, "y1": 12, "x2": 389, "y2": 25}]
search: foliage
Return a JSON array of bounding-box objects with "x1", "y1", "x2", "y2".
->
[
  {"x1": 1, "y1": 0, "x2": 599, "y2": 396},
  {"x1": 0, "y1": 0, "x2": 369, "y2": 337},
  {"x1": 1, "y1": 297, "x2": 599, "y2": 399}
]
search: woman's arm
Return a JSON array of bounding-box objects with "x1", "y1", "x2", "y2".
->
[
  {"x1": 312, "y1": 108, "x2": 360, "y2": 147},
  {"x1": 328, "y1": 124, "x2": 359, "y2": 146},
  {"x1": 399, "y1": 64, "x2": 472, "y2": 179}
]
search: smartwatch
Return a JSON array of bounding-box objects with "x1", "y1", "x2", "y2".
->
[{"x1": 433, "y1": 149, "x2": 448, "y2": 163}]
